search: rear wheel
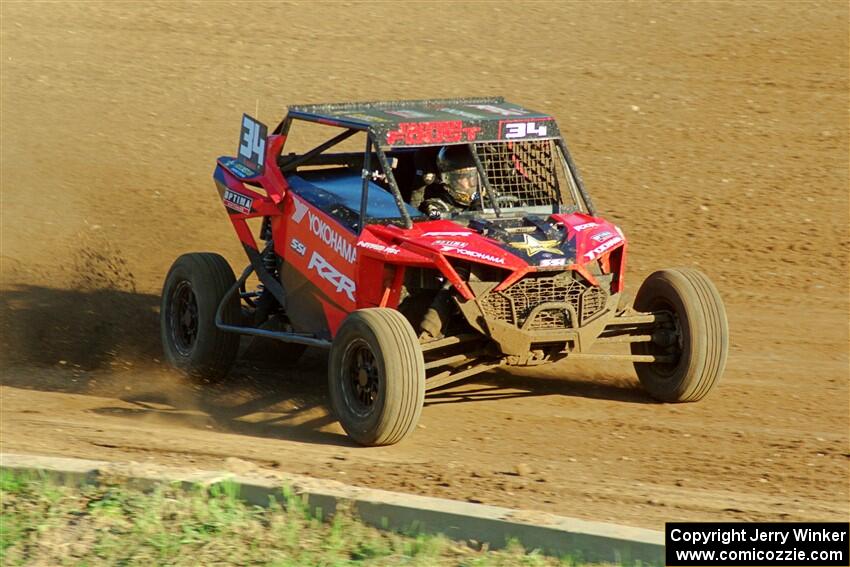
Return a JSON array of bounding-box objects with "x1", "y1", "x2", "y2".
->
[
  {"x1": 328, "y1": 308, "x2": 425, "y2": 446},
  {"x1": 160, "y1": 253, "x2": 240, "y2": 381},
  {"x1": 631, "y1": 268, "x2": 728, "y2": 402}
]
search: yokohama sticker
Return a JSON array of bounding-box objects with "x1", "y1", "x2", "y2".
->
[
  {"x1": 223, "y1": 189, "x2": 253, "y2": 214},
  {"x1": 386, "y1": 121, "x2": 482, "y2": 146},
  {"x1": 439, "y1": 245, "x2": 505, "y2": 265},
  {"x1": 584, "y1": 236, "x2": 623, "y2": 261},
  {"x1": 308, "y1": 251, "x2": 356, "y2": 302},
  {"x1": 292, "y1": 197, "x2": 356, "y2": 263}
]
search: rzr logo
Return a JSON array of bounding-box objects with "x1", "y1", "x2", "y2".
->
[
  {"x1": 308, "y1": 251, "x2": 356, "y2": 302},
  {"x1": 386, "y1": 121, "x2": 482, "y2": 146}
]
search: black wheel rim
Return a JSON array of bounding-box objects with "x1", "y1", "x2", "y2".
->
[
  {"x1": 636, "y1": 298, "x2": 682, "y2": 377},
  {"x1": 170, "y1": 280, "x2": 198, "y2": 357},
  {"x1": 342, "y1": 339, "x2": 381, "y2": 417}
]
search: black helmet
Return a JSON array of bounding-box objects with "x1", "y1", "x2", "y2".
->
[{"x1": 436, "y1": 145, "x2": 480, "y2": 206}]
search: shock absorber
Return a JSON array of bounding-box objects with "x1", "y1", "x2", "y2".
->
[
  {"x1": 253, "y1": 217, "x2": 280, "y2": 325},
  {"x1": 420, "y1": 264, "x2": 469, "y2": 340},
  {"x1": 259, "y1": 216, "x2": 279, "y2": 279},
  {"x1": 262, "y1": 243, "x2": 278, "y2": 278}
]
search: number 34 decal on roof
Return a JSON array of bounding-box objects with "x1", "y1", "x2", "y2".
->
[
  {"x1": 500, "y1": 119, "x2": 552, "y2": 140},
  {"x1": 237, "y1": 114, "x2": 267, "y2": 174}
]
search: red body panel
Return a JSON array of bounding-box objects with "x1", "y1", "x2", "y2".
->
[
  {"x1": 215, "y1": 142, "x2": 629, "y2": 339},
  {"x1": 284, "y1": 193, "x2": 357, "y2": 311}
]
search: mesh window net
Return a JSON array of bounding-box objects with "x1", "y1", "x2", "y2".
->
[{"x1": 475, "y1": 140, "x2": 569, "y2": 207}]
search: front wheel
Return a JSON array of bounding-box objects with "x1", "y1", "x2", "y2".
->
[
  {"x1": 631, "y1": 268, "x2": 728, "y2": 402},
  {"x1": 328, "y1": 308, "x2": 425, "y2": 446},
  {"x1": 160, "y1": 253, "x2": 241, "y2": 381}
]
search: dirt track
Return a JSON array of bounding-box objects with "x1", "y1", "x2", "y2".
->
[{"x1": 1, "y1": 2, "x2": 848, "y2": 529}]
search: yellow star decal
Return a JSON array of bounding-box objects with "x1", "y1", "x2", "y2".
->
[{"x1": 509, "y1": 234, "x2": 564, "y2": 257}]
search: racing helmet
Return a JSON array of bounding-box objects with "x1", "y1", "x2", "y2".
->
[{"x1": 436, "y1": 145, "x2": 480, "y2": 206}]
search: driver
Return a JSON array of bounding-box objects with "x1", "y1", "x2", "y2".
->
[{"x1": 415, "y1": 145, "x2": 483, "y2": 218}]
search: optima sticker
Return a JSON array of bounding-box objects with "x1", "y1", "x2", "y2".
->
[
  {"x1": 433, "y1": 240, "x2": 468, "y2": 249},
  {"x1": 223, "y1": 189, "x2": 253, "y2": 214}
]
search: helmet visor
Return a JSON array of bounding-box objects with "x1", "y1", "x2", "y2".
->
[{"x1": 443, "y1": 168, "x2": 479, "y2": 205}]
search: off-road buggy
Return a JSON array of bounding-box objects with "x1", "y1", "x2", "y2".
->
[{"x1": 160, "y1": 97, "x2": 729, "y2": 446}]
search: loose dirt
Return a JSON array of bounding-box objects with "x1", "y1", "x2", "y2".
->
[{"x1": 2, "y1": 1, "x2": 848, "y2": 530}]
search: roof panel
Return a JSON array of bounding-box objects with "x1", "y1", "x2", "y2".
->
[{"x1": 287, "y1": 97, "x2": 560, "y2": 147}]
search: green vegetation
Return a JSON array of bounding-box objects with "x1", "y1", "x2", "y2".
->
[{"x1": 0, "y1": 469, "x2": 604, "y2": 566}]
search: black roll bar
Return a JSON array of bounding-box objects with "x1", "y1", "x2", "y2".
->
[
  {"x1": 359, "y1": 137, "x2": 372, "y2": 233},
  {"x1": 373, "y1": 139, "x2": 413, "y2": 229},
  {"x1": 467, "y1": 142, "x2": 502, "y2": 218},
  {"x1": 279, "y1": 128, "x2": 358, "y2": 172},
  {"x1": 556, "y1": 137, "x2": 596, "y2": 216}
]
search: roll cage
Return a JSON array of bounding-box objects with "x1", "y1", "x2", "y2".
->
[{"x1": 272, "y1": 97, "x2": 597, "y2": 232}]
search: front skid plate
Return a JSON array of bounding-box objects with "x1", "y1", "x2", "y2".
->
[{"x1": 454, "y1": 291, "x2": 622, "y2": 357}]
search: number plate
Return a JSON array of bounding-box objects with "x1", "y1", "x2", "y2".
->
[{"x1": 237, "y1": 114, "x2": 267, "y2": 174}]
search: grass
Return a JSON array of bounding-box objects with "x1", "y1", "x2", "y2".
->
[{"x1": 0, "y1": 469, "x2": 620, "y2": 566}]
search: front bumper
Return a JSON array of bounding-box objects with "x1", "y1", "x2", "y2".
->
[{"x1": 455, "y1": 271, "x2": 620, "y2": 357}]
